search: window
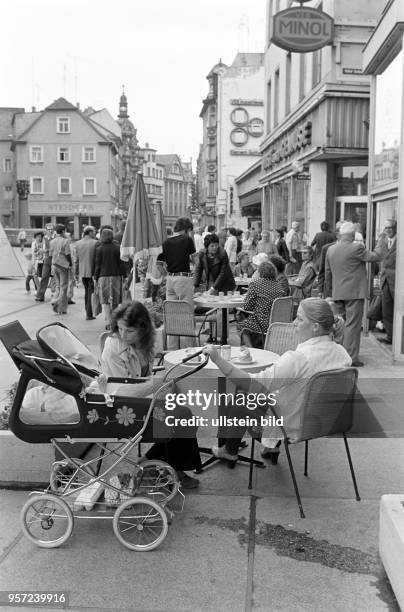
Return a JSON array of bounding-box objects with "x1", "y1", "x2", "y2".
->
[
  {"x1": 312, "y1": 49, "x2": 322, "y2": 88},
  {"x1": 285, "y1": 53, "x2": 292, "y2": 115},
  {"x1": 147, "y1": 167, "x2": 150, "y2": 176},
  {"x1": 30, "y1": 146, "x2": 43, "y2": 163},
  {"x1": 58, "y1": 177, "x2": 71, "y2": 194},
  {"x1": 156, "y1": 185, "x2": 162, "y2": 195},
  {"x1": 83, "y1": 178, "x2": 96, "y2": 195},
  {"x1": 266, "y1": 79, "x2": 272, "y2": 131},
  {"x1": 299, "y1": 54, "x2": 306, "y2": 102},
  {"x1": 58, "y1": 147, "x2": 70, "y2": 162},
  {"x1": 3, "y1": 158, "x2": 12, "y2": 172},
  {"x1": 57, "y1": 117, "x2": 70, "y2": 133},
  {"x1": 274, "y1": 68, "x2": 280, "y2": 127},
  {"x1": 3, "y1": 185, "x2": 12, "y2": 199},
  {"x1": 30, "y1": 177, "x2": 44, "y2": 194},
  {"x1": 152, "y1": 168, "x2": 155, "y2": 177},
  {"x1": 82, "y1": 146, "x2": 96, "y2": 162}
]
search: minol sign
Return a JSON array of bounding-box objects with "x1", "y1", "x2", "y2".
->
[{"x1": 272, "y1": 7, "x2": 334, "y2": 53}]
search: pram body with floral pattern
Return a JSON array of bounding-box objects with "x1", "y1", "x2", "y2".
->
[{"x1": 7, "y1": 322, "x2": 208, "y2": 551}]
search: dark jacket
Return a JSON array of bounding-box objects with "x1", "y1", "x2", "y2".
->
[
  {"x1": 194, "y1": 247, "x2": 235, "y2": 293},
  {"x1": 276, "y1": 237, "x2": 289, "y2": 262},
  {"x1": 311, "y1": 230, "x2": 336, "y2": 264},
  {"x1": 374, "y1": 235, "x2": 396, "y2": 297},
  {"x1": 94, "y1": 242, "x2": 125, "y2": 280}
]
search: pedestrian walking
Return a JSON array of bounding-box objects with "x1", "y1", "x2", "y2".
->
[
  {"x1": 94, "y1": 227, "x2": 126, "y2": 329},
  {"x1": 49, "y1": 224, "x2": 72, "y2": 315},
  {"x1": 311, "y1": 221, "x2": 336, "y2": 267},
  {"x1": 35, "y1": 226, "x2": 54, "y2": 302},
  {"x1": 24, "y1": 253, "x2": 37, "y2": 294},
  {"x1": 224, "y1": 228, "x2": 238, "y2": 272},
  {"x1": 17, "y1": 229, "x2": 27, "y2": 252},
  {"x1": 75, "y1": 225, "x2": 97, "y2": 320}
]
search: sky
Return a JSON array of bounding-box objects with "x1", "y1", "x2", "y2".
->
[{"x1": 1, "y1": 0, "x2": 266, "y2": 164}]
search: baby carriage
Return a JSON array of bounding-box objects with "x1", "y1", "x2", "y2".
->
[{"x1": 6, "y1": 322, "x2": 208, "y2": 551}]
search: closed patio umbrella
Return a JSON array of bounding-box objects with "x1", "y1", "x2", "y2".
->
[
  {"x1": 120, "y1": 173, "x2": 162, "y2": 297},
  {"x1": 154, "y1": 201, "x2": 167, "y2": 243}
]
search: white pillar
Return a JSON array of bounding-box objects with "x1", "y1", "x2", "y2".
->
[{"x1": 307, "y1": 161, "x2": 328, "y2": 241}]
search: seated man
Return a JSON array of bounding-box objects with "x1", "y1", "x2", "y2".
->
[{"x1": 203, "y1": 298, "x2": 352, "y2": 461}]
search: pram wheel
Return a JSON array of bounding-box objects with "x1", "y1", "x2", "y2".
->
[
  {"x1": 113, "y1": 497, "x2": 168, "y2": 551},
  {"x1": 50, "y1": 459, "x2": 95, "y2": 493},
  {"x1": 21, "y1": 493, "x2": 73, "y2": 548},
  {"x1": 137, "y1": 460, "x2": 180, "y2": 504}
]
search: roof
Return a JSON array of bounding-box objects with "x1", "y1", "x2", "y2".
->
[
  {"x1": 0, "y1": 108, "x2": 24, "y2": 139},
  {"x1": 13, "y1": 112, "x2": 42, "y2": 139},
  {"x1": 230, "y1": 53, "x2": 264, "y2": 69},
  {"x1": 45, "y1": 97, "x2": 78, "y2": 111},
  {"x1": 155, "y1": 154, "x2": 181, "y2": 167}
]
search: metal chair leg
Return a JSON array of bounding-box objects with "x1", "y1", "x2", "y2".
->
[
  {"x1": 248, "y1": 438, "x2": 255, "y2": 490},
  {"x1": 304, "y1": 440, "x2": 308, "y2": 476},
  {"x1": 343, "y1": 433, "x2": 361, "y2": 501},
  {"x1": 284, "y1": 440, "x2": 305, "y2": 518}
]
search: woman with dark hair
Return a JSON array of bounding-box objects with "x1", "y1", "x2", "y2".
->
[
  {"x1": 94, "y1": 228, "x2": 126, "y2": 329},
  {"x1": 100, "y1": 301, "x2": 201, "y2": 489},
  {"x1": 269, "y1": 254, "x2": 290, "y2": 296},
  {"x1": 194, "y1": 233, "x2": 235, "y2": 295},
  {"x1": 275, "y1": 226, "x2": 290, "y2": 262},
  {"x1": 237, "y1": 261, "x2": 285, "y2": 347},
  {"x1": 203, "y1": 298, "x2": 352, "y2": 463}
]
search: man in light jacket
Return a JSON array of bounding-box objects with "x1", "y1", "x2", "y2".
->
[
  {"x1": 325, "y1": 221, "x2": 377, "y2": 366},
  {"x1": 75, "y1": 226, "x2": 97, "y2": 320}
]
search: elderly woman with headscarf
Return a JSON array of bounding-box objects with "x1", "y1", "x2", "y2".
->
[
  {"x1": 203, "y1": 298, "x2": 352, "y2": 462},
  {"x1": 292, "y1": 245, "x2": 317, "y2": 299}
]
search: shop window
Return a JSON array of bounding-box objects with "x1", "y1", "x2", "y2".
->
[{"x1": 336, "y1": 166, "x2": 368, "y2": 196}]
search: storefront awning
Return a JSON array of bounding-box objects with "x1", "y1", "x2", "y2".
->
[{"x1": 239, "y1": 190, "x2": 261, "y2": 209}]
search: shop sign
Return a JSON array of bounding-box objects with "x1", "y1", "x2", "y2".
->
[
  {"x1": 230, "y1": 99, "x2": 264, "y2": 106},
  {"x1": 230, "y1": 149, "x2": 261, "y2": 156},
  {"x1": 272, "y1": 7, "x2": 334, "y2": 53},
  {"x1": 343, "y1": 68, "x2": 362, "y2": 75},
  {"x1": 262, "y1": 119, "x2": 312, "y2": 172},
  {"x1": 296, "y1": 173, "x2": 310, "y2": 180}
]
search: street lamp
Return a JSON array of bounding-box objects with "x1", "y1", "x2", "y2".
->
[{"x1": 74, "y1": 205, "x2": 87, "y2": 239}]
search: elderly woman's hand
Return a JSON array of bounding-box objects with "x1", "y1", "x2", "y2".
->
[{"x1": 202, "y1": 344, "x2": 220, "y2": 364}]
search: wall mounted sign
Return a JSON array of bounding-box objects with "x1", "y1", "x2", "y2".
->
[
  {"x1": 230, "y1": 128, "x2": 249, "y2": 147},
  {"x1": 230, "y1": 150, "x2": 261, "y2": 156},
  {"x1": 343, "y1": 68, "x2": 363, "y2": 75},
  {"x1": 262, "y1": 119, "x2": 312, "y2": 172},
  {"x1": 230, "y1": 99, "x2": 264, "y2": 106},
  {"x1": 248, "y1": 118, "x2": 264, "y2": 137},
  {"x1": 272, "y1": 7, "x2": 334, "y2": 53},
  {"x1": 231, "y1": 107, "x2": 249, "y2": 126}
]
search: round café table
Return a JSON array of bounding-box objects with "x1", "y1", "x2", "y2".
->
[
  {"x1": 194, "y1": 294, "x2": 245, "y2": 345},
  {"x1": 164, "y1": 347, "x2": 280, "y2": 472}
]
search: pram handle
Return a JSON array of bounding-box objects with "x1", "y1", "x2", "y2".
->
[{"x1": 181, "y1": 348, "x2": 204, "y2": 364}]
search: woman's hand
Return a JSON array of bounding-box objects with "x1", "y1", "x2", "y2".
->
[
  {"x1": 202, "y1": 344, "x2": 220, "y2": 364},
  {"x1": 96, "y1": 373, "x2": 108, "y2": 393}
]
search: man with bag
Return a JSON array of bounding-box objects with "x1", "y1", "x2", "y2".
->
[
  {"x1": 75, "y1": 225, "x2": 97, "y2": 320},
  {"x1": 49, "y1": 224, "x2": 72, "y2": 315}
]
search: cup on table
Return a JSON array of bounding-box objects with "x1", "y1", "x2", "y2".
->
[
  {"x1": 218, "y1": 291, "x2": 224, "y2": 297},
  {"x1": 221, "y1": 345, "x2": 231, "y2": 360},
  {"x1": 243, "y1": 273, "x2": 248, "y2": 279},
  {"x1": 227, "y1": 291, "x2": 233, "y2": 297},
  {"x1": 213, "y1": 345, "x2": 222, "y2": 357},
  {"x1": 234, "y1": 291, "x2": 240, "y2": 297}
]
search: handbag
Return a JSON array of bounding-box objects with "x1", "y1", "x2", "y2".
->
[
  {"x1": 367, "y1": 295, "x2": 382, "y2": 321},
  {"x1": 91, "y1": 284, "x2": 102, "y2": 316}
]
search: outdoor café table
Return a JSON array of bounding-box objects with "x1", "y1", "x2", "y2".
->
[
  {"x1": 164, "y1": 347, "x2": 280, "y2": 470},
  {"x1": 194, "y1": 293, "x2": 245, "y2": 345}
]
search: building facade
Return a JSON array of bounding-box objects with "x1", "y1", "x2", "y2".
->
[
  {"x1": 141, "y1": 143, "x2": 165, "y2": 211},
  {"x1": 0, "y1": 107, "x2": 24, "y2": 227},
  {"x1": 155, "y1": 154, "x2": 193, "y2": 228},
  {"x1": 198, "y1": 53, "x2": 265, "y2": 229},
  {"x1": 362, "y1": 0, "x2": 404, "y2": 360},
  {"x1": 10, "y1": 97, "x2": 121, "y2": 236},
  {"x1": 260, "y1": 0, "x2": 382, "y2": 241}
]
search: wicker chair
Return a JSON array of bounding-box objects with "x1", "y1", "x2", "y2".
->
[
  {"x1": 248, "y1": 367, "x2": 360, "y2": 518},
  {"x1": 264, "y1": 322, "x2": 299, "y2": 354},
  {"x1": 269, "y1": 296, "x2": 294, "y2": 324},
  {"x1": 162, "y1": 300, "x2": 218, "y2": 350}
]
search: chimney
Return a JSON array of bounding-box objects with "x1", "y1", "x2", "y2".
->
[
  {"x1": 76, "y1": 102, "x2": 80, "y2": 109},
  {"x1": 31, "y1": 106, "x2": 36, "y2": 112}
]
